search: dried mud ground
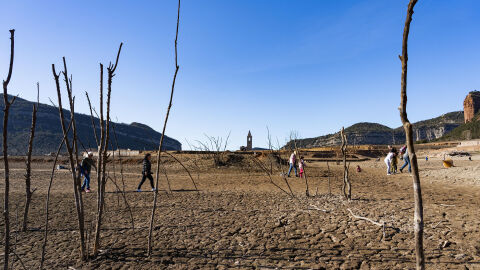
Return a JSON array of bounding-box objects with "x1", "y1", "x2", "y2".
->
[{"x1": 1, "y1": 154, "x2": 480, "y2": 269}]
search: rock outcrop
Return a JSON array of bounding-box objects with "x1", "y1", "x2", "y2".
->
[{"x1": 463, "y1": 91, "x2": 480, "y2": 123}]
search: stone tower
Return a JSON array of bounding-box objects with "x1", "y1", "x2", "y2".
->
[
  {"x1": 463, "y1": 91, "x2": 480, "y2": 123},
  {"x1": 246, "y1": 131, "x2": 252, "y2": 151}
]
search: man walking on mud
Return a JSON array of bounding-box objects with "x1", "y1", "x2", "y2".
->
[
  {"x1": 287, "y1": 151, "x2": 298, "y2": 177},
  {"x1": 80, "y1": 152, "x2": 96, "y2": 193}
]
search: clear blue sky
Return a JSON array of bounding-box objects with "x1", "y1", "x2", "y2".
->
[{"x1": 1, "y1": 0, "x2": 479, "y2": 150}]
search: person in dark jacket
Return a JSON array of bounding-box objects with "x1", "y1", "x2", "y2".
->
[
  {"x1": 80, "y1": 152, "x2": 96, "y2": 192},
  {"x1": 137, "y1": 153, "x2": 155, "y2": 192}
]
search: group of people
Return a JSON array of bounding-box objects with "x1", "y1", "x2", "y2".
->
[
  {"x1": 384, "y1": 145, "x2": 411, "y2": 175},
  {"x1": 77, "y1": 152, "x2": 156, "y2": 193},
  {"x1": 287, "y1": 151, "x2": 306, "y2": 178}
]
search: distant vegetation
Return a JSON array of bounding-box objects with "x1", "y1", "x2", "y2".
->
[{"x1": 440, "y1": 112, "x2": 480, "y2": 141}]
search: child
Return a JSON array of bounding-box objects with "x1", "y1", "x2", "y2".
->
[
  {"x1": 385, "y1": 151, "x2": 394, "y2": 175},
  {"x1": 298, "y1": 156, "x2": 305, "y2": 178},
  {"x1": 391, "y1": 150, "x2": 398, "y2": 174}
]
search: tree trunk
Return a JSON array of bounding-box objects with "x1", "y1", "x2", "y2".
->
[
  {"x1": 52, "y1": 62, "x2": 87, "y2": 261},
  {"x1": 22, "y1": 83, "x2": 38, "y2": 232},
  {"x1": 2, "y1": 29, "x2": 15, "y2": 270},
  {"x1": 94, "y1": 43, "x2": 122, "y2": 256},
  {"x1": 399, "y1": 1, "x2": 424, "y2": 269},
  {"x1": 340, "y1": 127, "x2": 351, "y2": 200}
]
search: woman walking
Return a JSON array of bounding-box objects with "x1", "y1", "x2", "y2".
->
[
  {"x1": 399, "y1": 145, "x2": 411, "y2": 173},
  {"x1": 137, "y1": 153, "x2": 156, "y2": 192}
]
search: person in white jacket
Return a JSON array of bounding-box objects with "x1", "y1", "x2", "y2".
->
[
  {"x1": 287, "y1": 151, "x2": 298, "y2": 177},
  {"x1": 385, "y1": 151, "x2": 394, "y2": 175}
]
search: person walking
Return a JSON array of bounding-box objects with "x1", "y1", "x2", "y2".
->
[
  {"x1": 385, "y1": 150, "x2": 394, "y2": 175},
  {"x1": 287, "y1": 151, "x2": 298, "y2": 177},
  {"x1": 137, "y1": 153, "x2": 156, "y2": 192},
  {"x1": 399, "y1": 146, "x2": 411, "y2": 173},
  {"x1": 298, "y1": 156, "x2": 306, "y2": 178},
  {"x1": 80, "y1": 152, "x2": 96, "y2": 193}
]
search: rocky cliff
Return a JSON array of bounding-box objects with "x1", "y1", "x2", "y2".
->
[
  {"x1": 285, "y1": 111, "x2": 464, "y2": 148},
  {"x1": 0, "y1": 94, "x2": 182, "y2": 155}
]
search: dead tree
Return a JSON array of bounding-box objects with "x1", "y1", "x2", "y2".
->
[
  {"x1": 22, "y1": 83, "x2": 39, "y2": 232},
  {"x1": 52, "y1": 59, "x2": 87, "y2": 261},
  {"x1": 399, "y1": 0, "x2": 424, "y2": 269},
  {"x1": 340, "y1": 127, "x2": 351, "y2": 200},
  {"x1": 191, "y1": 133, "x2": 231, "y2": 167},
  {"x1": 148, "y1": 0, "x2": 181, "y2": 256},
  {"x1": 2, "y1": 29, "x2": 15, "y2": 270},
  {"x1": 40, "y1": 120, "x2": 72, "y2": 270},
  {"x1": 93, "y1": 43, "x2": 123, "y2": 257},
  {"x1": 289, "y1": 130, "x2": 309, "y2": 196}
]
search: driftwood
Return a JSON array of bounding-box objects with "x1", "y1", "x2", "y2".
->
[
  {"x1": 398, "y1": 0, "x2": 424, "y2": 269},
  {"x1": 309, "y1": 204, "x2": 329, "y2": 213},
  {"x1": 2, "y1": 29, "x2": 15, "y2": 270},
  {"x1": 22, "y1": 82, "x2": 39, "y2": 232},
  {"x1": 148, "y1": 0, "x2": 181, "y2": 256},
  {"x1": 40, "y1": 120, "x2": 72, "y2": 270},
  {"x1": 347, "y1": 208, "x2": 386, "y2": 240}
]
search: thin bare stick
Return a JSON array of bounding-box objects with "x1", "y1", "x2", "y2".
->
[
  {"x1": 94, "y1": 42, "x2": 123, "y2": 256},
  {"x1": 326, "y1": 161, "x2": 332, "y2": 195},
  {"x1": 40, "y1": 120, "x2": 72, "y2": 270},
  {"x1": 398, "y1": 1, "x2": 423, "y2": 269},
  {"x1": 162, "y1": 151, "x2": 198, "y2": 192},
  {"x1": 148, "y1": 0, "x2": 181, "y2": 256},
  {"x1": 52, "y1": 61, "x2": 86, "y2": 261},
  {"x1": 22, "y1": 82, "x2": 39, "y2": 232},
  {"x1": 159, "y1": 164, "x2": 172, "y2": 193},
  {"x1": 106, "y1": 176, "x2": 134, "y2": 229},
  {"x1": 85, "y1": 92, "x2": 99, "y2": 146},
  {"x1": 2, "y1": 29, "x2": 15, "y2": 270}
]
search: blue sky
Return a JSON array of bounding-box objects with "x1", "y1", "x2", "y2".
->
[{"x1": 1, "y1": 0, "x2": 479, "y2": 149}]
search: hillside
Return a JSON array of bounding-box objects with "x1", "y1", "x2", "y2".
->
[
  {"x1": 0, "y1": 94, "x2": 181, "y2": 155},
  {"x1": 284, "y1": 111, "x2": 464, "y2": 148},
  {"x1": 440, "y1": 112, "x2": 480, "y2": 141}
]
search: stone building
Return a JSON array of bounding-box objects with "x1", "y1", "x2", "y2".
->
[
  {"x1": 463, "y1": 91, "x2": 480, "y2": 123},
  {"x1": 246, "y1": 131, "x2": 252, "y2": 151}
]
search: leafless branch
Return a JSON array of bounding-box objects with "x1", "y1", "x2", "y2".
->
[
  {"x1": 398, "y1": 0, "x2": 424, "y2": 269},
  {"x1": 148, "y1": 0, "x2": 181, "y2": 256}
]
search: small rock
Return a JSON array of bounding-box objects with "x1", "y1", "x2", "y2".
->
[{"x1": 455, "y1": 253, "x2": 466, "y2": 260}]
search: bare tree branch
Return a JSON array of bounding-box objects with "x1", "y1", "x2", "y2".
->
[
  {"x1": 148, "y1": 0, "x2": 181, "y2": 256},
  {"x1": 398, "y1": 0, "x2": 424, "y2": 269},
  {"x1": 2, "y1": 28, "x2": 15, "y2": 270}
]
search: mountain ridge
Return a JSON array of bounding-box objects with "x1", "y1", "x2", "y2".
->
[
  {"x1": 284, "y1": 111, "x2": 464, "y2": 148},
  {"x1": 0, "y1": 94, "x2": 181, "y2": 155}
]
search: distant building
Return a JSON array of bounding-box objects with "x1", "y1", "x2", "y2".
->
[
  {"x1": 246, "y1": 131, "x2": 252, "y2": 151},
  {"x1": 463, "y1": 91, "x2": 480, "y2": 123}
]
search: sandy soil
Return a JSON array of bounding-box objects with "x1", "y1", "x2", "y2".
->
[{"x1": 0, "y1": 152, "x2": 479, "y2": 269}]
